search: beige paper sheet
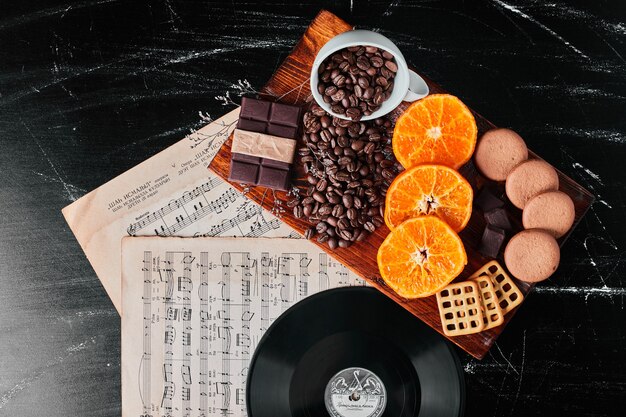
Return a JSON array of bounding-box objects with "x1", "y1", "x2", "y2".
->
[
  {"x1": 121, "y1": 236, "x2": 365, "y2": 417},
  {"x1": 63, "y1": 109, "x2": 296, "y2": 313}
]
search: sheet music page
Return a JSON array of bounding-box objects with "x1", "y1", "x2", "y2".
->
[
  {"x1": 63, "y1": 109, "x2": 296, "y2": 313},
  {"x1": 121, "y1": 236, "x2": 366, "y2": 417}
]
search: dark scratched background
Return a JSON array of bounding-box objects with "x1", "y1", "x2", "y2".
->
[{"x1": 0, "y1": 1, "x2": 624, "y2": 416}]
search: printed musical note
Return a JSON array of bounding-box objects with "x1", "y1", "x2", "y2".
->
[{"x1": 181, "y1": 365, "x2": 192, "y2": 384}]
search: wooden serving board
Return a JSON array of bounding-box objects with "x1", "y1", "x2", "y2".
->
[{"x1": 209, "y1": 10, "x2": 594, "y2": 359}]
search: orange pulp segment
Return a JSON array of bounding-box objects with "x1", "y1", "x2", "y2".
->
[
  {"x1": 384, "y1": 164, "x2": 473, "y2": 232},
  {"x1": 377, "y1": 216, "x2": 467, "y2": 298},
  {"x1": 392, "y1": 94, "x2": 477, "y2": 170}
]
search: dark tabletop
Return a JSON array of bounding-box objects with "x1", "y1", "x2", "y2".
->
[{"x1": 0, "y1": 1, "x2": 624, "y2": 416}]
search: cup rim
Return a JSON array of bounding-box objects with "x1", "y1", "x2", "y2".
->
[{"x1": 310, "y1": 41, "x2": 409, "y2": 121}]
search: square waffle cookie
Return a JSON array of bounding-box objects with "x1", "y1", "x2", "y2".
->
[
  {"x1": 473, "y1": 275, "x2": 504, "y2": 330},
  {"x1": 437, "y1": 281, "x2": 485, "y2": 336},
  {"x1": 470, "y1": 260, "x2": 524, "y2": 314}
]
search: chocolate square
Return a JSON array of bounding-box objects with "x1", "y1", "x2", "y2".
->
[
  {"x1": 229, "y1": 161, "x2": 259, "y2": 184},
  {"x1": 267, "y1": 123, "x2": 298, "y2": 139},
  {"x1": 270, "y1": 102, "x2": 301, "y2": 126},
  {"x1": 239, "y1": 97, "x2": 271, "y2": 121},
  {"x1": 237, "y1": 118, "x2": 268, "y2": 133},
  {"x1": 258, "y1": 165, "x2": 289, "y2": 190}
]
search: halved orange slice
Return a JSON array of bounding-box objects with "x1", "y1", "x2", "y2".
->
[
  {"x1": 384, "y1": 164, "x2": 473, "y2": 232},
  {"x1": 392, "y1": 94, "x2": 477, "y2": 169},
  {"x1": 377, "y1": 216, "x2": 467, "y2": 298}
]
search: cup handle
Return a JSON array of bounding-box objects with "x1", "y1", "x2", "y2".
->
[{"x1": 403, "y1": 70, "x2": 429, "y2": 102}]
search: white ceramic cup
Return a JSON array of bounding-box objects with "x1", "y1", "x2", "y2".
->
[{"x1": 310, "y1": 30, "x2": 429, "y2": 121}]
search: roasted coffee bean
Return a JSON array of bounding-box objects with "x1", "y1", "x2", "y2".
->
[
  {"x1": 311, "y1": 105, "x2": 326, "y2": 116},
  {"x1": 304, "y1": 227, "x2": 316, "y2": 240},
  {"x1": 337, "y1": 218, "x2": 351, "y2": 230},
  {"x1": 332, "y1": 205, "x2": 344, "y2": 218},
  {"x1": 328, "y1": 238, "x2": 338, "y2": 250},
  {"x1": 355, "y1": 230, "x2": 368, "y2": 242},
  {"x1": 303, "y1": 204, "x2": 313, "y2": 217},
  {"x1": 318, "y1": 204, "x2": 333, "y2": 216},
  {"x1": 335, "y1": 171, "x2": 351, "y2": 182},
  {"x1": 324, "y1": 85, "x2": 338, "y2": 96},
  {"x1": 346, "y1": 208, "x2": 357, "y2": 220},
  {"x1": 346, "y1": 107, "x2": 361, "y2": 121},
  {"x1": 316, "y1": 221, "x2": 328, "y2": 233},
  {"x1": 293, "y1": 206, "x2": 303, "y2": 218},
  {"x1": 380, "y1": 159, "x2": 395, "y2": 168},
  {"x1": 381, "y1": 168, "x2": 396, "y2": 180},
  {"x1": 385, "y1": 60, "x2": 398, "y2": 72},
  {"x1": 326, "y1": 216, "x2": 338, "y2": 227},
  {"x1": 364, "y1": 221, "x2": 376, "y2": 232},
  {"x1": 317, "y1": 233, "x2": 329, "y2": 243},
  {"x1": 338, "y1": 239, "x2": 352, "y2": 248},
  {"x1": 315, "y1": 179, "x2": 328, "y2": 192},
  {"x1": 338, "y1": 229, "x2": 353, "y2": 241},
  {"x1": 337, "y1": 136, "x2": 350, "y2": 147},
  {"x1": 342, "y1": 194, "x2": 354, "y2": 208},
  {"x1": 370, "y1": 56, "x2": 384, "y2": 68},
  {"x1": 302, "y1": 196, "x2": 315, "y2": 205}
]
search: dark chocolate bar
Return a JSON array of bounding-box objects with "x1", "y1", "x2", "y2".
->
[
  {"x1": 237, "y1": 97, "x2": 302, "y2": 139},
  {"x1": 229, "y1": 97, "x2": 302, "y2": 190}
]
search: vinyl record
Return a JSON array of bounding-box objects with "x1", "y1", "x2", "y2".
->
[{"x1": 246, "y1": 287, "x2": 465, "y2": 417}]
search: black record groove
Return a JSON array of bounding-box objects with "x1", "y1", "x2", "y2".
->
[{"x1": 246, "y1": 287, "x2": 464, "y2": 417}]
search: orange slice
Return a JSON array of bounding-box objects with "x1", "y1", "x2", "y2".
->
[
  {"x1": 377, "y1": 216, "x2": 467, "y2": 298},
  {"x1": 392, "y1": 94, "x2": 477, "y2": 169},
  {"x1": 384, "y1": 164, "x2": 473, "y2": 232}
]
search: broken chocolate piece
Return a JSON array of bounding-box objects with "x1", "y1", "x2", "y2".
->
[
  {"x1": 479, "y1": 224, "x2": 506, "y2": 258},
  {"x1": 475, "y1": 187, "x2": 505, "y2": 212},
  {"x1": 484, "y1": 207, "x2": 512, "y2": 230}
]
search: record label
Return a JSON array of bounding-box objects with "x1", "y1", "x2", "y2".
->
[{"x1": 324, "y1": 367, "x2": 386, "y2": 417}]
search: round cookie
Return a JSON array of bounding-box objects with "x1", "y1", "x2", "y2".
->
[
  {"x1": 505, "y1": 159, "x2": 559, "y2": 209},
  {"x1": 475, "y1": 128, "x2": 528, "y2": 181},
  {"x1": 523, "y1": 191, "x2": 575, "y2": 238},
  {"x1": 504, "y1": 229, "x2": 560, "y2": 282}
]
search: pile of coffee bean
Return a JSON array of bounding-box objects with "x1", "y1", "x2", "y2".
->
[
  {"x1": 287, "y1": 104, "x2": 403, "y2": 249},
  {"x1": 317, "y1": 46, "x2": 398, "y2": 121}
]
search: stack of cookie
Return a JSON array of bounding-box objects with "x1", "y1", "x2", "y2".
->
[
  {"x1": 474, "y1": 128, "x2": 576, "y2": 283},
  {"x1": 436, "y1": 261, "x2": 524, "y2": 336}
]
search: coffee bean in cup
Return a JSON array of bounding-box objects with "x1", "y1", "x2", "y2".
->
[
  {"x1": 317, "y1": 46, "x2": 397, "y2": 121},
  {"x1": 289, "y1": 104, "x2": 403, "y2": 249}
]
